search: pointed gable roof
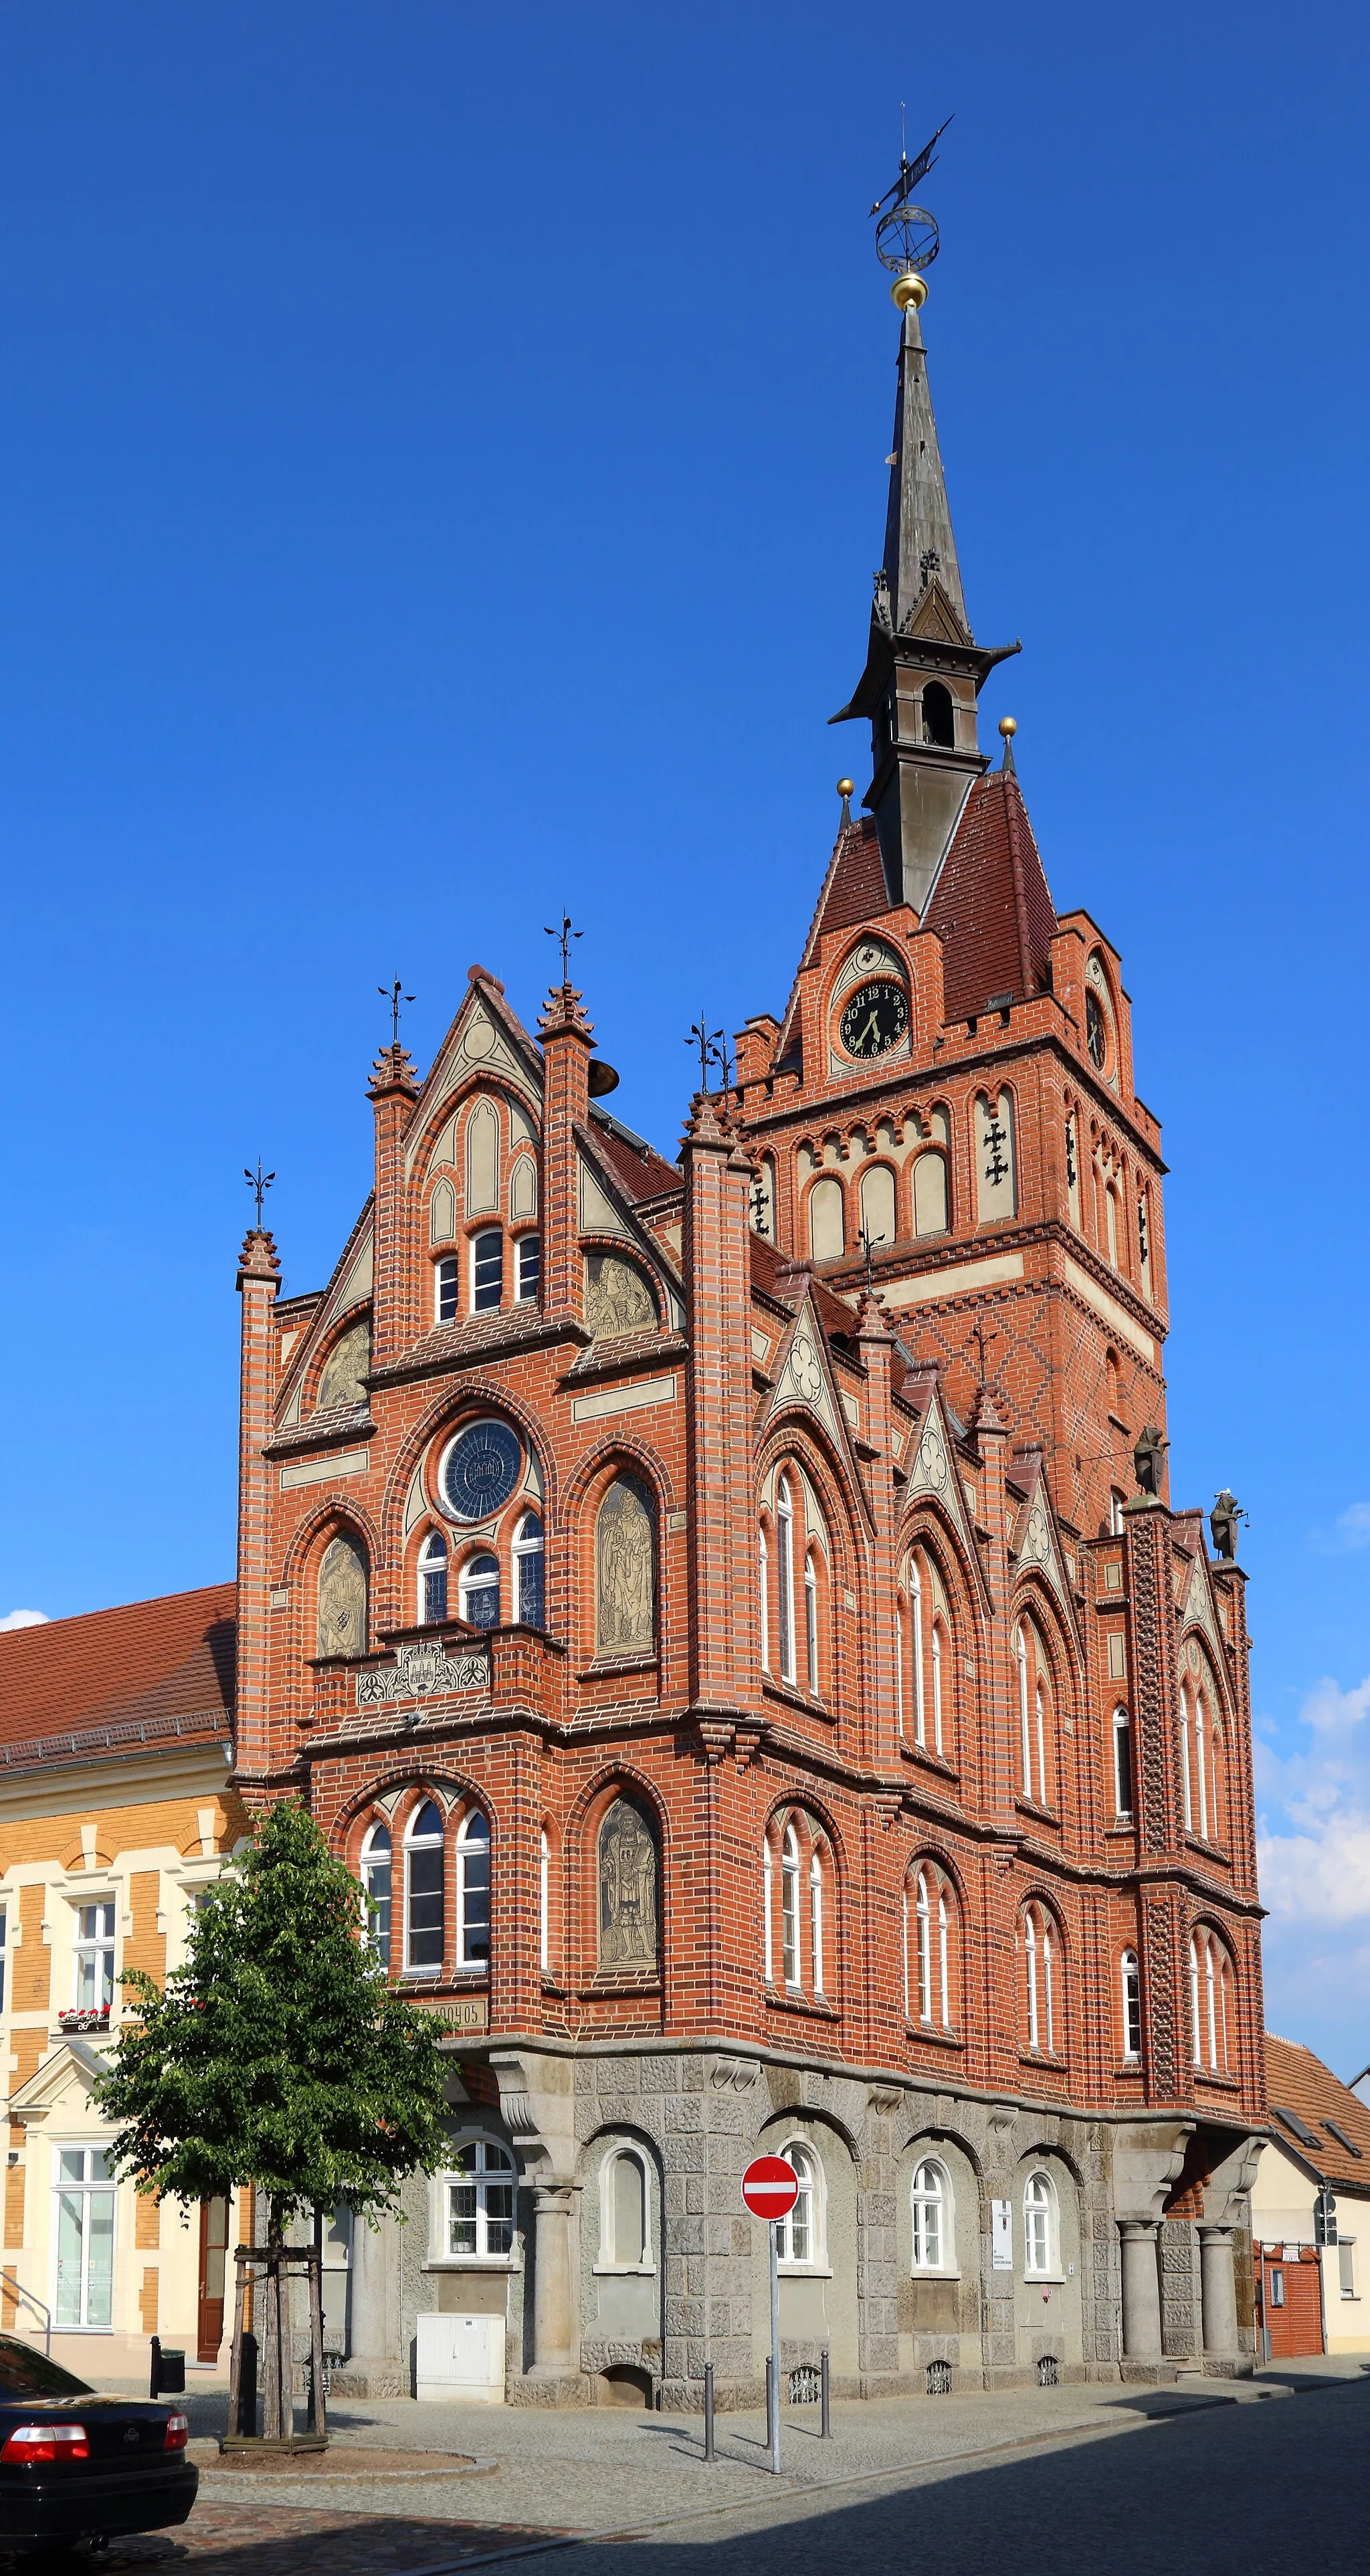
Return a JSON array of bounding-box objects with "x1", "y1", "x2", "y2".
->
[
  {"x1": 895, "y1": 1365, "x2": 980, "y2": 1570},
  {"x1": 1265, "y1": 2035, "x2": 1370, "y2": 2194},
  {"x1": 0, "y1": 1583, "x2": 235, "y2": 1753},
  {"x1": 923, "y1": 767, "x2": 1058, "y2": 1023},
  {"x1": 1008, "y1": 1448, "x2": 1081, "y2": 1638},
  {"x1": 812, "y1": 817, "x2": 899, "y2": 945}
]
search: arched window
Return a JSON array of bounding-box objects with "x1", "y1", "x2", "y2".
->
[
  {"x1": 317, "y1": 1531, "x2": 369, "y2": 1660},
  {"x1": 360, "y1": 1822, "x2": 391, "y2": 1967},
  {"x1": 1179, "y1": 1683, "x2": 1194, "y2": 1831},
  {"x1": 908, "y1": 1556, "x2": 926, "y2": 1745},
  {"x1": 912, "y1": 1150, "x2": 949, "y2": 1237},
  {"x1": 751, "y1": 1155, "x2": 776, "y2": 1240},
  {"x1": 781, "y1": 1822, "x2": 801, "y2": 1986},
  {"x1": 513, "y1": 1512, "x2": 544, "y2": 1627},
  {"x1": 443, "y1": 2137, "x2": 514, "y2": 2259},
  {"x1": 455, "y1": 1811, "x2": 490, "y2": 1969},
  {"x1": 1023, "y1": 1900, "x2": 1058, "y2": 2056},
  {"x1": 776, "y1": 1477, "x2": 796, "y2": 1686},
  {"x1": 471, "y1": 1227, "x2": 503, "y2": 1312},
  {"x1": 1023, "y1": 2170, "x2": 1058, "y2": 2277},
  {"x1": 809, "y1": 1844, "x2": 825, "y2": 1995},
  {"x1": 804, "y1": 1550, "x2": 819, "y2": 1694},
  {"x1": 1193, "y1": 1686, "x2": 1209, "y2": 1840},
  {"x1": 758, "y1": 1525, "x2": 770, "y2": 1673},
  {"x1": 1105, "y1": 1183, "x2": 1120, "y2": 1269},
  {"x1": 905, "y1": 1864, "x2": 954, "y2": 2032},
  {"x1": 600, "y1": 2147, "x2": 651, "y2": 2269},
  {"x1": 922, "y1": 680, "x2": 955, "y2": 747},
  {"x1": 775, "y1": 2141, "x2": 821, "y2": 2266},
  {"x1": 911, "y1": 2159, "x2": 953, "y2": 2272},
  {"x1": 1014, "y1": 1619, "x2": 1054, "y2": 1807},
  {"x1": 860, "y1": 1163, "x2": 896, "y2": 1256},
  {"x1": 595, "y1": 1478, "x2": 656, "y2": 1656},
  {"x1": 808, "y1": 1175, "x2": 845, "y2": 1262},
  {"x1": 1189, "y1": 1927, "x2": 1232, "y2": 2073},
  {"x1": 418, "y1": 1530, "x2": 448, "y2": 1625},
  {"x1": 539, "y1": 1828, "x2": 550, "y2": 1974},
  {"x1": 903, "y1": 1545, "x2": 955, "y2": 1759},
  {"x1": 460, "y1": 1551, "x2": 500, "y2": 1629},
  {"x1": 1113, "y1": 1708, "x2": 1134, "y2": 1819},
  {"x1": 435, "y1": 1254, "x2": 460, "y2": 1323},
  {"x1": 1209, "y1": 1722, "x2": 1227, "y2": 1849},
  {"x1": 763, "y1": 1831, "x2": 774, "y2": 1983},
  {"x1": 516, "y1": 1235, "x2": 541, "y2": 1303},
  {"x1": 1109, "y1": 1488, "x2": 1127, "y2": 1537},
  {"x1": 1120, "y1": 1949, "x2": 1142, "y2": 2062},
  {"x1": 404, "y1": 1799, "x2": 445, "y2": 1975},
  {"x1": 931, "y1": 1615, "x2": 945, "y2": 1758}
]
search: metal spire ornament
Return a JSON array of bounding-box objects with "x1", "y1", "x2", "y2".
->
[
  {"x1": 243, "y1": 1160, "x2": 276, "y2": 1227},
  {"x1": 378, "y1": 980, "x2": 415, "y2": 1045},
  {"x1": 544, "y1": 914, "x2": 582, "y2": 983},
  {"x1": 870, "y1": 112, "x2": 953, "y2": 295}
]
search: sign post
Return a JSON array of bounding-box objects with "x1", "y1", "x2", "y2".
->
[{"x1": 741, "y1": 2155, "x2": 799, "y2": 2476}]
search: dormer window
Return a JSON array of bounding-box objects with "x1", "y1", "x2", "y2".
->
[{"x1": 922, "y1": 681, "x2": 955, "y2": 747}]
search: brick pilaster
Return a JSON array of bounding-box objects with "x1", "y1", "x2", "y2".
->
[
  {"x1": 368, "y1": 1044, "x2": 419, "y2": 1369},
  {"x1": 854, "y1": 1288, "x2": 897, "y2": 1776},
  {"x1": 682, "y1": 1095, "x2": 759, "y2": 1716},
  {"x1": 235, "y1": 1227, "x2": 281, "y2": 1783},
  {"x1": 537, "y1": 985, "x2": 593, "y2": 1325}
]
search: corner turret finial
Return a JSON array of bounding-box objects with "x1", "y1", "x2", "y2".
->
[
  {"x1": 837, "y1": 777, "x2": 854, "y2": 827},
  {"x1": 999, "y1": 715, "x2": 1017, "y2": 775}
]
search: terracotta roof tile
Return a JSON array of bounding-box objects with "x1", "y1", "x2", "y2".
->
[
  {"x1": 1266, "y1": 2034, "x2": 1370, "y2": 2193},
  {"x1": 924, "y1": 770, "x2": 1058, "y2": 1023},
  {"x1": 0, "y1": 1583, "x2": 235, "y2": 1751},
  {"x1": 586, "y1": 1119, "x2": 680, "y2": 1202},
  {"x1": 813, "y1": 819, "x2": 895, "y2": 945}
]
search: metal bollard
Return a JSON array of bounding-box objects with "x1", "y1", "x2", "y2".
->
[
  {"x1": 149, "y1": 2336, "x2": 161, "y2": 2403},
  {"x1": 237, "y1": 2331, "x2": 259, "y2": 2440},
  {"x1": 704, "y1": 2360, "x2": 715, "y2": 2460},
  {"x1": 820, "y1": 2347, "x2": 831, "y2": 2438}
]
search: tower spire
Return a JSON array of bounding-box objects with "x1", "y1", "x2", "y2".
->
[{"x1": 880, "y1": 291, "x2": 969, "y2": 639}]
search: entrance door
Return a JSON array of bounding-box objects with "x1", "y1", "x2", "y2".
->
[{"x1": 197, "y1": 2196, "x2": 229, "y2": 2363}]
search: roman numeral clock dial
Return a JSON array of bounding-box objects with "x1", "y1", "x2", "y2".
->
[{"x1": 838, "y1": 978, "x2": 908, "y2": 1060}]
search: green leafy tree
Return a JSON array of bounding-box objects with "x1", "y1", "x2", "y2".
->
[{"x1": 96, "y1": 1800, "x2": 450, "y2": 2435}]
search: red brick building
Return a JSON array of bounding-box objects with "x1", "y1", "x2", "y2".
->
[{"x1": 233, "y1": 264, "x2": 1266, "y2": 2403}]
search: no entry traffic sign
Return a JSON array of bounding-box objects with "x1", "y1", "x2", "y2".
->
[{"x1": 741, "y1": 2154, "x2": 799, "y2": 2220}]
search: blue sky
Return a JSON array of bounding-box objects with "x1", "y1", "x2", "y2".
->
[{"x1": 1, "y1": 3, "x2": 1367, "y2": 2072}]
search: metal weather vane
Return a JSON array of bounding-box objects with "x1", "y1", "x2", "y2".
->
[
  {"x1": 544, "y1": 913, "x2": 583, "y2": 983},
  {"x1": 243, "y1": 1160, "x2": 276, "y2": 1227},
  {"x1": 870, "y1": 110, "x2": 953, "y2": 278},
  {"x1": 379, "y1": 979, "x2": 415, "y2": 1045},
  {"x1": 686, "y1": 1012, "x2": 724, "y2": 1093},
  {"x1": 969, "y1": 1319, "x2": 999, "y2": 1386},
  {"x1": 858, "y1": 1221, "x2": 886, "y2": 1289}
]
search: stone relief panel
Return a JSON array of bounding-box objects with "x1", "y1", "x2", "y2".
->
[
  {"x1": 595, "y1": 1478, "x2": 656, "y2": 1655},
  {"x1": 466, "y1": 1096, "x2": 500, "y2": 1215},
  {"x1": 598, "y1": 1796, "x2": 660, "y2": 1972},
  {"x1": 584, "y1": 1252, "x2": 656, "y2": 1339},
  {"x1": 317, "y1": 1532, "x2": 369, "y2": 1659},
  {"x1": 315, "y1": 1318, "x2": 372, "y2": 1413}
]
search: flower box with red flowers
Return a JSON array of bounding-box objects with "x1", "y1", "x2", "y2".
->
[{"x1": 58, "y1": 2007, "x2": 110, "y2": 2036}]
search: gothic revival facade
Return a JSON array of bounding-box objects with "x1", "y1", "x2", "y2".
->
[{"x1": 235, "y1": 275, "x2": 1265, "y2": 2403}]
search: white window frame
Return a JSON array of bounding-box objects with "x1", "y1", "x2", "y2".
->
[
  {"x1": 1189, "y1": 1928, "x2": 1230, "y2": 2073},
  {"x1": 454, "y1": 1809, "x2": 491, "y2": 1973},
  {"x1": 809, "y1": 1846, "x2": 825, "y2": 1996},
  {"x1": 1015, "y1": 1624, "x2": 1032, "y2": 1799},
  {"x1": 1023, "y1": 2169, "x2": 1059, "y2": 2279},
  {"x1": 512, "y1": 1512, "x2": 544, "y2": 1628},
  {"x1": 804, "y1": 1551, "x2": 819, "y2": 1694},
  {"x1": 539, "y1": 1829, "x2": 550, "y2": 1975},
  {"x1": 72, "y1": 1900, "x2": 116, "y2": 2016},
  {"x1": 470, "y1": 1226, "x2": 503, "y2": 1312},
  {"x1": 763, "y1": 1833, "x2": 774, "y2": 1983},
  {"x1": 594, "y1": 2143, "x2": 655, "y2": 2274},
  {"x1": 915, "y1": 1868, "x2": 933, "y2": 2023},
  {"x1": 777, "y1": 1477, "x2": 796, "y2": 1685},
  {"x1": 1194, "y1": 1689, "x2": 1210, "y2": 1840},
  {"x1": 434, "y1": 2135, "x2": 516, "y2": 2264},
  {"x1": 1113, "y1": 1708, "x2": 1133, "y2": 1819},
  {"x1": 516, "y1": 1232, "x2": 541, "y2": 1304},
  {"x1": 911, "y1": 2158, "x2": 955, "y2": 2274},
  {"x1": 931, "y1": 1617, "x2": 945, "y2": 1757},
  {"x1": 52, "y1": 2141, "x2": 118, "y2": 2331},
  {"x1": 1024, "y1": 1904, "x2": 1056, "y2": 2055},
  {"x1": 758, "y1": 1525, "x2": 770, "y2": 1674},
  {"x1": 435, "y1": 1254, "x2": 459, "y2": 1324},
  {"x1": 1120, "y1": 1948, "x2": 1141, "y2": 2061},
  {"x1": 1338, "y1": 2237, "x2": 1357, "y2": 2300},
  {"x1": 781, "y1": 1821, "x2": 801, "y2": 1987},
  {"x1": 775, "y1": 2139, "x2": 826, "y2": 2272},
  {"x1": 417, "y1": 1528, "x2": 448, "y2": 1625},
  {"x1": 360, "y1": 1821, "x2": 392, "y2": 1967},
  {"x1": 459, "y1": 1549, "x2": 500, "y2": 1629},
  {"x1": 1179, "y1": 1685, "x2": 1193, "y2": 1831},
  {"x1": 403, "y1": 1800, "x2": 445, "y2": 1977},
  {"x1": 910, "y1": 1557, "x2": 926, "y2": 1745}
]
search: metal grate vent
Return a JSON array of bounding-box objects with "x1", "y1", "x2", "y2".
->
[
  {"x1": 789, "y1": 2365, "x2": 821, "y2": 2406},
  {"x1": 1037, "y1": 2355, "x2": 1060, "y2": 2387},
  {"x1": 926, "y1": 2359, "x2": 953, "y2": 2395}
]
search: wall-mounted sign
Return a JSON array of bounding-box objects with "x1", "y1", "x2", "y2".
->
[{"x1": 992, "y1": 2198, "x2": 1013, "y2": 2270}]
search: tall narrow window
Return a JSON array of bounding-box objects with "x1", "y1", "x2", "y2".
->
[
  {"x1": 0, "y1": 1906, "x2": 7, "y2": 2013},
  {"x1": 74, "y1": 1903, "x2": 116, "y2": 2013},
  {"x1": 1109, "y1": 1488, "x2": 1126, "y2": 1537},
  {"x1": 776, "y1": 2143, "x2": 818, "y2": 2265},
  {"x1": 1034, "y1": 1680, "x2": 1048, "y2": 1808},
  {"x1": 418, "y1": 1530, "x2": 448, "y2": 1625},
  {"x1": 763, "y1": 1835, "x2": 774, "y2": 1983},
  {"x1": 361, "y1": 1823, "x2": 392, "y2": 1967},
  {"x1": 54, "y1": 2147, "x2": 116, "y2": 2329},
  {"x1": 539, "y1": 1829, "x2": 550, "y2": 1973},
  {"x1": 516, "y1": 1234, "x2": 541, "y2": 1302},
  {"x1": 915, "y1": 1870, "x2": 933, "y2": 2022},
  {"x1": 404, "y1": 1801, "x2": 445, "y2": 1974},
  {"x1": 910, "y1": 1558, "x2": 926, "y2": 1746},
  {"x1": 777, "y1": 1477, "x2": 796, "y2": 1685},
  {"x1": 1023, "y1": 2171, "x2": 1056, "y2": 2277},
  {"x1": 931, "y1": 1619, "x2": 945, "y2": 1757},
  {"x1": 1179, "y1": 1686, "x2": 1194, "y2": 1830},
  {"x1": 604, "y1": 2151, "x2": 649, "y2": 2268},
  {"x1": 436, "y1": 1256, "x2": 459, "y2": 1324},
  {"x1": 514, "y1": 1512, "x2": 545, "y2": 1627},
  {"x1": 809, "y1": 1847, "x2": 825, "y2": 1995},
  {"x1": 472, "y1": 1228, "x2": 503, "y2": 1312},
  {"x1": 1105, "y1": 1184, "x2": 1120, "y2": 1268},
  {"x1": 1113, "y1": 1708, "x2": 1134, "y2": 1819},
  {"x1": 1120, "y1": 1949, "x2": 1141, "y2": 2061},
  {"x1": 1025, "y1": 1909, "x2": 1040, "y2": 2051},
  {"x1": 911, "y1": 2161, "x2": 949, "y2": 2271},
  {"x1": 460, "y1": 1551, "x2": 500, "y2": 1628},
  {"x1": 456, "y1": 1811, "x2": 491, "y2": 1969},
  {"x1": 804, "y1": 1552, "x2": 819, "y2": 1694},
  {"x1": 1023, "y1": 1902, "x2": 1056, "y2": 2054},
  {"x1": 938, "y1": 1889, "x2": 950, "y2": 2028},
  {"x1": 1194, "y1": 1692, "x2": 1209, "y2": 1840},
  {"x1": 1016, "y1": 1625, "x2": 1032, "y2": 1799},
  {"x1": 445, "y1": 2138, "x2": 514, "y2": 2258},
  {"x1": 1042, "y1": 1912, "x2": 1055, "y2": 2052},
  {"x1": 781, "y1": 1822, "x2": 801, "y2": 1985},
  {"x1": 758, "y1": 1527, "x2": 770, "y2": 1673}
]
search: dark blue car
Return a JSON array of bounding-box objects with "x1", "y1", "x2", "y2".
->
[{"x1": 0, "y1": 2333, "x2": 197, "y2": 2554}]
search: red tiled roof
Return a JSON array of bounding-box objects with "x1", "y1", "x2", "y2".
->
[
  {"x1": 924, "y1": 769, "x2": 1058, "y2": 1023},
  {"x1": 749, "y1": 1237, "x2": 859, "y2": 1350},
  {"x1": 587, "y1": 1120, "x2": 680, "y2": 1203},
  {"x1": 0, "y1": 1583, "x2": 235, "y2": 1751},
  {"x1": 1266, "y1": 2034, "x2": 1370, "y2": 2195},
  {"x1": 813, "y1": 819, "x2": 895, "y2": 945}
]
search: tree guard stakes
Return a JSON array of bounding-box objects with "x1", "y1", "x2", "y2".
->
[{"x1": 224, "y1": 2244, "x2": 328, "y2": 2453}]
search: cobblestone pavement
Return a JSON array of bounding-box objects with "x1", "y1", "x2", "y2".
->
[{"x1": 49, "y1": 2359, "x2": 1365, "y2": 2576}]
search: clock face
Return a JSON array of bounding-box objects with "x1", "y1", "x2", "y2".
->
[
  {"x1": 439, "y1": 1418, "x2": 522, "y2": 1523},
  {"x1": 838, "y1": 979, "x2": 908, "y2": 1061},
  {"x1": 1086, "y1": 989, "x2": 1107, "y2": 1070}
]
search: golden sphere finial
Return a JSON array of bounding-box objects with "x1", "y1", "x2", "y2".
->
[
  {"x1": 891, "y1": 271, "x2": 927, "y2": 312},
  {"x1": 999, "y1": 716, "x2": 1017, "y2": 739},
  {"x1": 836, "y1": 778, "x2": 855, "y2": 799}
]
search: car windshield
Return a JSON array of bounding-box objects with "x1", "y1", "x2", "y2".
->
[{"x1": 0, "y1": 2337, "x2": 92, "y2": 2399}]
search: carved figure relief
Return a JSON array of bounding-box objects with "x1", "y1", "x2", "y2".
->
[
  {"x1": 595, "y1": 1477, "x2": 656, "y2": 1654},
  {"x1": 598, "y1": 1796, "x2": 659, "y2": 1971},
  {"x1": 584, "y1": 1252, "x2": 656, "y2": 1339},
  {"x1": 315, "y1": 1318, "x2": 371, "y2": 1413},
  {"x1": 317, "y1": 1532, "x2": 369, "y2": 1659}
]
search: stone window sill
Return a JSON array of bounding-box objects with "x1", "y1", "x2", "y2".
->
[
  {"x1": 423, "y1": 2256, "x2": 516, "y2": 2273},
  {"x1": 1025, "y1": 2271, "x2": 1066, "y2": 2288},
  {"x1": 1019, "y1": 2050, "x2": 1068, "y2": 2073},
  {"x1": 778, "y1": 2264, "x2": 833, "y2": 2281},
  {"x1": 902, "y1": 1741, "x2": 959, "y2": 1780},
  {"x1": 910, "y1": 2267, "x2": 961, "y2": 2283},
  {"x1": 765, "y1": 1985, "x2": 840, "y2": 2021},
  {"x1": 580, "y1": 1652, "x2": 659, "y2": 1680},
  {"x1": 1016, "y1": 1801, "x2": 1062, "y2": 1828},
  {"x1": 762, "y1": 1678, "x2": 832, "y2": 1723},
  {"x1": 1185, "y1": 1836, "x2": 1232, "y2": 1864},
  {"x1": 906, "y1": 2021, "x2": 963, "y2": 2050},
  {"x1": 1193, "y1": 2066, "x2": 1240, "y2": 2090},
  {"x1": 591, "y1": 2263, "x2": 657, "y2": 2280}
]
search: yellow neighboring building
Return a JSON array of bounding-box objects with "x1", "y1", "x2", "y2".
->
[{"x1": 0, "y1": 1584, "x2": 248, "y2": 2381}]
